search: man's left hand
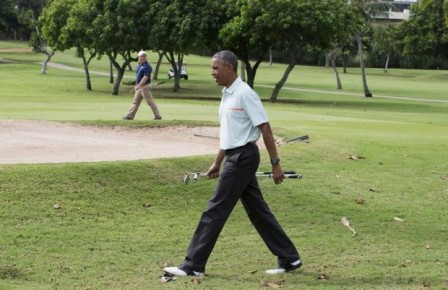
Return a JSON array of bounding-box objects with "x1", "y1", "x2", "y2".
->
[{"x1": 272, "y1": 164, "x2": 285, "y2": 184}]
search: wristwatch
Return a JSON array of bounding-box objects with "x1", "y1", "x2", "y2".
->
[{"x1": 271, "y1": 157, "x2": 280, "y2": 165}]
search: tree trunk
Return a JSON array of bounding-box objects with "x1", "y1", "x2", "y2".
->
[
  {"x1": 109, "y1": 61, "x2": 114, "y2": 84},
  {"x1": 174, "y1": 53, "x2": 184, "y2": 91},
  {"x1": 342, "y1": 55, "x2": 347, "y2": 74},
  {"x1": 35, "y1": 26, "x2": 54, "y2": 75},
  {"x1": 331, "y1": 57, "x2": 342, "y2": 90},
  {"x1": 243, "y1": 57, "x2": 262, "y2": 88},
  {"x1": 126, "y1": 51, "x2": 132, "y2": 71},
  {"x1": 327, "y1": 48, "x2": 342, "y2": 89},
  {"x1": 384, "y1": 54, "x2": 389, "y2": 73},
  {"x1": 41, "y1": 50, "x2": 55, "y2": 74},
  {"x1": 356, "y1": 34, "x2": 372, "y2": 97},
  {"x1": 153, "y1": 51, "x2": 164, "y2": 81},
  {"x1": 80, "y1": 53, "x2": 92, "y2": 91},
  {"x1": 164, "y1": 50, "x2": 180, "y2": 92},
  {"x1": 325, "y1": 53, "x2": 330, "y2": 68},
  {"x1": 112, "y1": 68, "x2": 125, "y2": 96},
  {"x1": 246, "y1": 64, "x2": 255, "y2": 88},
  {"x1": 270, "y1": 49, "x2": 297, "y2": 102},
  {"x1": 240, "y1": 61, "x2": 246, "y2": 82},
  {"x1": 109, "y1": 53, "x2": 132, "y2": 95},
  {"x1": 77, "y1": 47, "x2": 96, "y2": 91}
]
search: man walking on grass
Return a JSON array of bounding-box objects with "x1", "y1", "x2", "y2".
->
[
  {"x1": 164, "y1": 50, "x2": 301, "y2": 277},
  {"x1": 122, "y1": 50, "x2": 162, "y2": 121}
]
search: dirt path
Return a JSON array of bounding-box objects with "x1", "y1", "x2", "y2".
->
[
  {"x1": 0, "y1": 120, "x2": 222, "y2": 165},
  {"x1": 0, "y1": 48, "x2": 32, "y2": 52}
]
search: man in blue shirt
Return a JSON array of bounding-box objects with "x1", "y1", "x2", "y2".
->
[
  {"x1": 164, "y1": 50, "x2": 301, "y2": 278},
  {"x1": 122, "y1": 50, "x2": 162, "y2": 120}
]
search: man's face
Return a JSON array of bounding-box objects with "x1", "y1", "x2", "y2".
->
[
  {"x1": 138, "y1": 54, "x2": 147, "y2": 63},
  {"x1": 211, "y1": 58, "x2": 232, "y2": 87}
]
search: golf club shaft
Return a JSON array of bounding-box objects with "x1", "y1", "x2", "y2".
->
[
  {"x1": 286, "y1": 135, "x2": 309, "y2": 143},
  {"x1": 195, "y1": 171, "x2": 298, "y2": 177},
  {"x1": 184, "y1": 171, "x2": 302, "y2": 184},
  {"x1": 256, "y1": 172, "x2": 302, "y2": 179},
  {"x1": 258, "y1": 171, "x2": 296, "y2": 175},
  {"x1": 193, "y1": 134, "x2": 220, "y2": 139}
]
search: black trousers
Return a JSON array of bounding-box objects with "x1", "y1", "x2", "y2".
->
[{"x1": 180, "y1": 143, "x2": 300, "y2": 273}]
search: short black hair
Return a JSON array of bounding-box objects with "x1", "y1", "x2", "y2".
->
[{"x1": 213, "y1": 50, "x2": 238, "y2": 73}]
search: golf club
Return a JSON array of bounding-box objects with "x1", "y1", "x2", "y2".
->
[
  {"x1": 286, "y1": 135, "x2": 309, "y2": 143},
  {"x1": 193, "y1": 134, "x2": 219, "y2": 139},
  {"x1": 183, "y1": 171, "x2": 302, "y2": 184}
]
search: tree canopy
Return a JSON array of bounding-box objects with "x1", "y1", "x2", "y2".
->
[
  {"x1": 29, "y1": 0, "x2": 448, "y2": 98},
  {"x1": 0, "y1": 0, "x2": 48, "y2": 39},
  {"x1": 421, "y1": 0, "x2": 448, "y2": 24},
  {"x1": 395, "y1": 0, "x2": 448, "y2": 69}
]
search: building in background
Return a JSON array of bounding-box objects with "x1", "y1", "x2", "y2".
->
[{"x1": 372, "y1": 0, "x2": 419, "y2": 22}]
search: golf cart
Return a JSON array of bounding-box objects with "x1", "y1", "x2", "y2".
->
[{"x1": 168, "y1": 63, "x2": 188, "y2": 80}]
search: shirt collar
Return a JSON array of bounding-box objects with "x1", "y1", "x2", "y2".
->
[{"x1": 222, "y1": 76, "x2": 242, "y2": 95}]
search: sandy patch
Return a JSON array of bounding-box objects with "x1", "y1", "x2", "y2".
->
[
  {"x1": 0, "y1": 48, "x2": 32, "y2": 52},
  {"x1": 0, "y1": 120, "x2": 223, "y2": 165}
]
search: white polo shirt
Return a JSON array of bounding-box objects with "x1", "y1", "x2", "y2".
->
[{"x1": 219, "y1": 77, "x2": 269, "y2": 150}]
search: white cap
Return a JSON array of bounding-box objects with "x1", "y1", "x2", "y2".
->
[{"x1": 137, "y1": 50, "x2": 147, "y2": 57}]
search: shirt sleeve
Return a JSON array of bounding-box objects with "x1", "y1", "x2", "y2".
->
[
  {"x1": 144, "y1": 63, "x2": 152, "y2": 77},
  {"x1": 241, "y1": 87, "x2": 269, "y2": 127}
]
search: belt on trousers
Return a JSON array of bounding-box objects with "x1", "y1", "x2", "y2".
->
[{"x1": 224, "y1": 142, "x2": 256, "y2": 155}]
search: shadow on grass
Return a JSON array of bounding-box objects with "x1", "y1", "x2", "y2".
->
[
  {"x1": 154, "y1": 94, "x2": 446, "y2": 114},
  {"x1": 261, "y1": 98, "x2": 444, "y2": 113},
  {"x1": 0, "y1": 265, "x2": 24, "y2": 280},
  {"x1": 298, "y1": 270, "x2": 431, "y2": 289}
]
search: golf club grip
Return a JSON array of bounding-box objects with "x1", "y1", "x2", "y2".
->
[
  {"x1": 255, "y1": 173, "x2": 302, "y2": 179},
  {"x1": 258, "y1": 171, "x2": 296, "y2": 175},
  {"x1": 285, "y1": 174, "x2": 302, "y2": 179}
]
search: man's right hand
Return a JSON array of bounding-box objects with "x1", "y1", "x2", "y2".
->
[
  {"x1": 206, "y1": 163, "x2": 220, "y2": 179},
  {"x1": 206, "y1": 149, "x2": 225, "y2": 179}
]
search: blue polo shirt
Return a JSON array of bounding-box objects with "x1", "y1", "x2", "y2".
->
[
  {"x1": 136, "y1": 61, "x2": 152, "y2": 84},
  {"x1": 218, "y1": 77, "x2": 269, "y2": 150}
]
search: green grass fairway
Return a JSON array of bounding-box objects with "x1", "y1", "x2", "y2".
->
[{"x1": 1, "y1": 41, "x2": 447, "y2": 289}]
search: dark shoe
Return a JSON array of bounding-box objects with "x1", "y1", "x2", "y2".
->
[
  {"x1": 121, "y1": 116, "x2": 133, "y2": 120},
  {"x1": 265, "y1": 259, "x2": 302, "y2": 275},
  {"x1": 163, "y1": 266, "x2": 203, "y2": 277},
  {"x1": 154, "y1": 115, "x2": 162, "y2": 120}
]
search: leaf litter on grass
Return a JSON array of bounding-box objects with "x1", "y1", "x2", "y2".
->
[
  {"x1": 260, "y1": 279, "x2": 284, "y2": 288},
  {"x1": 341, "y1": 217, "x2": 357, "y2": 237},
  {"x1": 348, "y1": 155, "x2": 365, "y2": 160}
]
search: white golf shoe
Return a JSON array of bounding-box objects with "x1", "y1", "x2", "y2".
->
[
  {"x1": 163, "y1": 266, "x2": 204, "y2": 277},
  {"x1": 265, "y1": 259, "x2": 302, "y2": 275}
]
